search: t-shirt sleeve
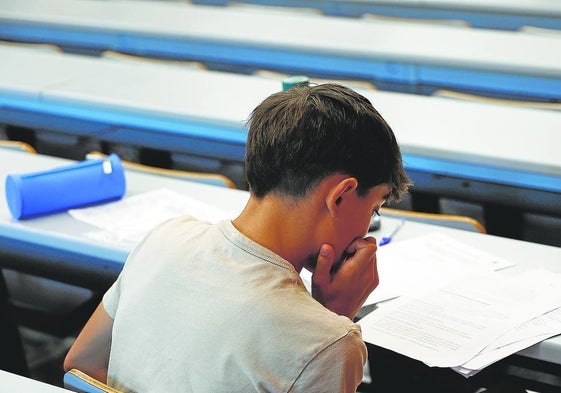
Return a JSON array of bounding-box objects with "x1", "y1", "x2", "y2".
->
[
  {"x1": 102, "y1": 275, "x2": 121, "y2": 319},
  {"x1": 289, "y1": 327, "x2": 367, "y2": 393}
]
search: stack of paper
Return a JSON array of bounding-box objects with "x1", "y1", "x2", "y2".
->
[
  {"x1": 359, "y1": 234, "x2": 561, "y2": 376},
  {"x1": 453, "y1": 269, "x2": 561, "y2": 376},
  {"x1": 364, "y1": 232, "x2": 513, "y2": 304}
]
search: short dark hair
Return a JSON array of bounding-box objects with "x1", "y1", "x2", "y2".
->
[{"x1": 245, "y1": 83, "x2": 411, "y2": 201}]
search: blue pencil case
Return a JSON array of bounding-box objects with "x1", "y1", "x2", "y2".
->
[{"x1": 5, "y1": 154, "x2": 126, "y2": 220}]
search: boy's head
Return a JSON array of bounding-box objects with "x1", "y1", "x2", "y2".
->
[{"x1": 245, "y1": 83, "x2": 411, "y2": 202}]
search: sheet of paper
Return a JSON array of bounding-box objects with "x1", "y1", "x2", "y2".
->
[
  {"x1": 487, "y1": 269, "x2": 561, "y2": 347},
  {"x1": 69, "y1": 188, "x2": 239, "y2": 246},
  {"x1": 452, "y1": 270, "x2": 561, "y2": 375},
  {"x1": 454, "y1": 308, "x2": 561, "y2": 376},
  {"x1": 365, "y1": 232, "x2": 514, "y2": 304},
  {"x1": 360, "y1": 269, "x2": 560, "y2": 368}
]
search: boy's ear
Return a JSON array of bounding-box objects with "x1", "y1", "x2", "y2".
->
[{"x1": 326, "y1": 177, "x2": 358, "y2": 216}]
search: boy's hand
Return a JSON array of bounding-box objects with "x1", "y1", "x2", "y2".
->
[{"x1": 311, "y1": 237, "x2": 379, "y2": 319}]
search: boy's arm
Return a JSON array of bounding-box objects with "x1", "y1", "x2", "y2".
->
[{"x1": 63, "y1": 302, "x2": 114, "y2": 383}]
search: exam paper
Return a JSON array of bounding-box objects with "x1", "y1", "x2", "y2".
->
[
  {"x1": 69, "y1": 188, "x2": 239, "y2": 246},
  {"x1": 454, "y1": 308, "x2": 561, "y2": 377},
  {"x1": 452, "y1": 270, "x2": 561, "y2": 376},
  {"x1": 360, "y1": 269, "x2": 561, "y2": 368},
  {"x1": 365, "y1": 232, "x2": 513, "y2": 304}
]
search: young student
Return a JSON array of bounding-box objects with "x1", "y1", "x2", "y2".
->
[{"x1": 64, "y1": 83, "x2": 411, "y2": 392}]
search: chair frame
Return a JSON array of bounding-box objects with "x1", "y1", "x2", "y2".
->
[
  {"x1": 87, "y1": 151, "x2": 237, "y2": 189},
  {"x1": 381, "y1": 207, "x2": 486, "y2": 234},
  {"x1": 0, "y1": 140, "x2": 37, "y2": 154},
  {"x1": 64, "y1": 369, "x2": 121, "y2": 393}
]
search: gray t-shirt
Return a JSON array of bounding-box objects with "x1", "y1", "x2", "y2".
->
[{"x1": 103, "y1": 216, "x2": 367, "y2": 392}]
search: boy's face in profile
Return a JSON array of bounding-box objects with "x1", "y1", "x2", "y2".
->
[{"x1": 305, "y1": 184, "x2": 390, "y2": 272}]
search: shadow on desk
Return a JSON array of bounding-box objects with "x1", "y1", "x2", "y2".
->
[{"x1": 360, "y1": 344, "x2": 561, "y2": 393}]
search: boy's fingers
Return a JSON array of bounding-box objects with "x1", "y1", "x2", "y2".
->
[
  {"x1": 314, "y1": 244, "x2": 335, "y2": 282},
  {"x1": 345, "y1": 236, "x2": 377, "y2": 255}
]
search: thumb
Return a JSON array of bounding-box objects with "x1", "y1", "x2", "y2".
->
[{"x1": 314, "y1": 244, "x2": 335, "y2": 282}]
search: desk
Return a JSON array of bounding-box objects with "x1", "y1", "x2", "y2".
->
[
  {"x1": 0, "y1": 44, "x2": 276, "y2": 164},
  {"x1": 2, "y1": 43, "x2": 561, "y2": 225},
  {"x1": 0, "y1": 150, "x2": 249, "y2": 290},
  {"x1": 1, "y1": 150, "x2": 561, "y2": 391},
  {"x1": 1, "y1": 0, "x2": 561, "y2": 101},
  {"x1": 0, "y1": 370, "x2": 71, "y2": 392},
  {"x1": 192, "y1": 0, "x2": 561, "y2": 31}
]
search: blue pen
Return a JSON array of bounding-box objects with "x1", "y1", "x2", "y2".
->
[{"x1": 379, "y1": 218, "x2": 405, "y2": 246}]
